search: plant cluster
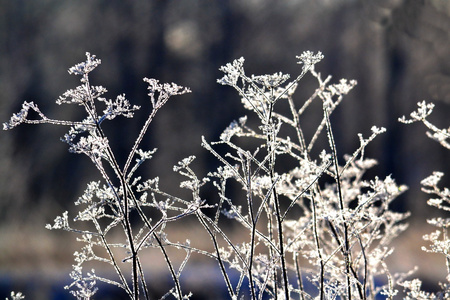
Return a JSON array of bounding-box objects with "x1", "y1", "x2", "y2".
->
[
  {"x1": 398, "y1": 102, "x2": 450, "y2": 299},
  {"x1": 3, "y1": 52, "x2": 449, "y2": 299}
]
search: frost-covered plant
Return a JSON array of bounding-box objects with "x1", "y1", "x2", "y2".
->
[
  {"x1": 169, "y1": 51, "x2": 408, "y2": 300},
  {"x1": 4, "y1": 53, "x2": 195, "y2": 300},
  {"x1": 399, "y1": 102, "x2": 450, "y2": 299},
  {"x1": 4, "y1": 52, "x2": 411, "y2": 299}
]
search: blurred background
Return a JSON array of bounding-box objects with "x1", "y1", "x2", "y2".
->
[{"x1": 1, "y1": 0, "x2": 450, "y2": 298}]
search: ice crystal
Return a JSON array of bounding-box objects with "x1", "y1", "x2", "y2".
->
[
  {"x1": 68, "y1": 52, "x2": 101, "y2": 77},
  {"x1": 252, "y1": 72, "x2": 290, "y2": 89},
  {"x1": 296, "y1": 50, "x2": 324, "y2": 68},
  {"x1": 7, "y1": 292, "x2": 25, "y2": 300},
  {"x1": 217, "y1": 57, "x2": 245, "y2": 86}
]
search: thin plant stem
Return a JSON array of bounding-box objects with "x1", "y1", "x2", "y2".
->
[
  {"x1": 153, "y1": 233, "x2": 183, "y2": 300},
  {"x1": 310, "y1": 192, "x2": 324, "y2": 300},
  {"x1": 245, "y1": 157, "x2": 258, "y2": 300},
  {"x1": 323, "y1": 102, "x2": 352, "y2": 300},
  {"x1": 197, "y1": 213, "x2": 236, "y2": 299},
  {"x1": 294, "y1": 252, "x2": 305, "y2": 300},
  {"x1": 266, "y1": 96, "x2": 289, "y2": 300}
]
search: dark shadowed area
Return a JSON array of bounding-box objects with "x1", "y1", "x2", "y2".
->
[{"x1": 1, "y1": 0, "x2": 450, "y2": 299}]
